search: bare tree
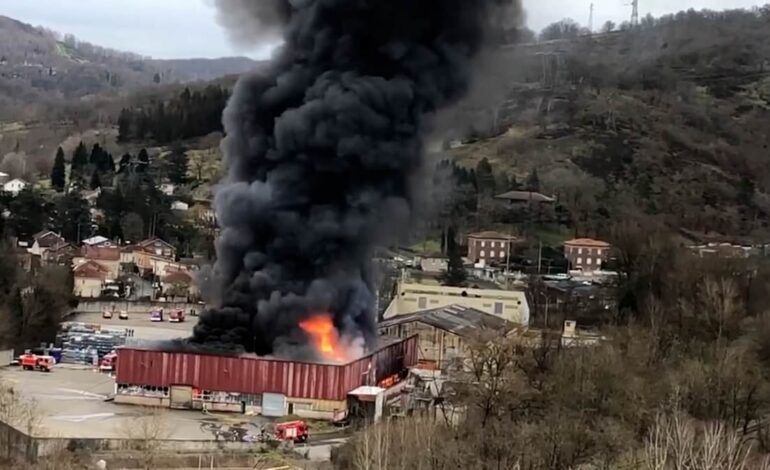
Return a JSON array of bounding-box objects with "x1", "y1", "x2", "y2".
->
[{"x1": 122, "y1": 407, "x2": 170, "y2": 470}]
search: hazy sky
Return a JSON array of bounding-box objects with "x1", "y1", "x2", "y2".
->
[{"x1": 1, "y1": 0, "x2": 766, "y2": 59}]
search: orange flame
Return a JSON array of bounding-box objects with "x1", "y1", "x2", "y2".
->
[{"x1": 299, "y1": 314, "x2": 345, "y2": 362}]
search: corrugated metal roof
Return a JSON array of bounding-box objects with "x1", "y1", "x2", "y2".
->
[
  {"x1": 378, "y1": 304, "x2": 515, "y2": 336},
  {"x1": 115, "y1": 335, "x2": 417, "y2": 401}
]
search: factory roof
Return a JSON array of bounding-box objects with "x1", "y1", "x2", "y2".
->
[
  {"x1": 467, "y1": 231, "x2": 519, "y2": 241},
  {"x1": 564, "y1": 238, "x2": 611, "y2": 248},
  {"x1": 495, "y1": 190, "x2": 556, "y2": 203},
  {"x1": 378, "y1": 304, "x2": 516, "y2": 337}
]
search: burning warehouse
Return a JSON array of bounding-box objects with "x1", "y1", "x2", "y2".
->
[
  {"x1": 115, "y1": 0, "x2": 519, "y2": 421},
  {"x1": 114, "y1": 335, "x2": 417, "y2": 420}
]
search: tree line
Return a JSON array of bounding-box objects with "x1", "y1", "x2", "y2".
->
[
  {"x1": 117, "y1": 85, "x2": 229, "y2": 144},
  {"x1": 336, "y1": 219, "x2": 770, "y2": 469}
]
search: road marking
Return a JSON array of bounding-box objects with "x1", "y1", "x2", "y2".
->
[
  {"x1": 57, "y1": 388, "x2": 107, "y2": 399},
  {"x1": 52, "y1": 413, "x2": 114, "y2": 422}
]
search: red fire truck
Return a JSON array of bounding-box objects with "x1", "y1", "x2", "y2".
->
[
  {"x1": 274, "y1": 420, "x2": 309, "y2": 443},
  {"x1": 169, "y1": 309, "x2": 185, "y2": 323},
  {"x1": 99, "y1": 352, "x2": 118, "y2": 372},
  {"x1": 20, "y1": 353, "x2": 54, "y2": 372}
]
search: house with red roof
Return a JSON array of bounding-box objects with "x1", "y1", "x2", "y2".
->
[
  {"x1": 73, "y1": 260, "x2": 110, "y2": 298},
  {"x1": 564, "y1": 238, "x2": 611, "y2": 273}
]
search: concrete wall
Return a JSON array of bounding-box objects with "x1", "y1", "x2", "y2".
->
[
  {"x1": 71, "y1": 300, "x2": 201, "y2": 316},
  {"x1": 0, "y1": 349, "x2": 14, "y2": 366}
]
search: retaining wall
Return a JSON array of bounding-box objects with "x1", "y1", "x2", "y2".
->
[{"x1": 70, "y1": 300, "x2": 202, "y2": 316}]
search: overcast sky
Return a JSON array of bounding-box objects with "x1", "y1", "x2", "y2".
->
[{"x1": 1, "y1": 0, "x2": 766, "y2": 59}]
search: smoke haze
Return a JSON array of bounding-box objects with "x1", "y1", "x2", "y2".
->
[{"x1": 193, "y1": 0, "x2": 521, "y2": 358}]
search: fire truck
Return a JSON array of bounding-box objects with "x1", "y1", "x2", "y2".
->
[
  {"x1": 274, "y1": 420, "x2": 309, "y2": 443},
  {"x1": 169, "y1": 309, "x2": 185, "y2": 323},
  {"x1": 99, "y1": 352, "x2": 118, "y2": 372},
  {"x1": 19, "y1": 353, "x2": 54, "y2": 372}
]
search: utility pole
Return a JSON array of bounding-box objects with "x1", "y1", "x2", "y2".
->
[
  {"x1": 630, "y1": 0, "x2": 639, "y2": 26},
  {"x1": 588, "y1": 3, "x2": 594, "y2": 32}
]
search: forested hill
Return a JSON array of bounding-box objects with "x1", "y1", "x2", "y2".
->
[
  {"x1": 0, "y1": 15, "x2": 259, "y2": 120},
  {"x1": 443, "y1": 7, "x2": 770, "y2": 241}
]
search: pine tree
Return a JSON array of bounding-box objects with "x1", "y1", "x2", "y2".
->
[
  {"x1": 475, "y1": 158, "x2": 496, "y2": 196},
  {"x1": 167, "y1": 144, "x2": 189, "y2": 184},
  {"x1": 51, "y1": 147, "x2": 66, "y2": 192},
  {"x1": 525, "y1": 168, "x2": 541, "y2": 192},
  {"x1": 136, "y1": 149, "x2": 150, "y2": 173},
  {"x1": 90, "y1": 171, "x2": 101, "y2": 190},
  {"x1": 70, "y1": 142, "x2": 89, "y2": 185},
  {"x1": 441, "y1": 227, "x2": 467, "y2": 287}
]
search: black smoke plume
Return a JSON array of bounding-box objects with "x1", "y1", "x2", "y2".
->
[{"x1": 192, "y1": 0, "x2": 518, "y2": 358}]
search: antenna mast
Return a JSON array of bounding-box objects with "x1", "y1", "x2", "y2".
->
[
  {"x1": 630, "y1": 0, "x2": 639, "y2": 26},
  {"x1": 588, "y1": 3, "x2": 594, "y2": 32}
]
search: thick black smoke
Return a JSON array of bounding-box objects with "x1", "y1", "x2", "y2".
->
[{"x1": 192, "y1": 0, "x2": 518, "y2": 358}]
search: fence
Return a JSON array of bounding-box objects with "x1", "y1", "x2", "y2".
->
[{"x1": 71, "y1": 300, "x2": 203, "y2": 316}]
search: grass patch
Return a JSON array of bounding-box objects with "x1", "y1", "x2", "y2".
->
[{"x1": 409, "y1": 238, "x2": 442, "y2": 255}]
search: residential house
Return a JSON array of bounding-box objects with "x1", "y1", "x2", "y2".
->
[
  {"x1": 378, "y1": 304, "x2": 517, "y2": 370},
  {"x1": 0, "y1": 172, "x2": 9, "y2": 184},
  {"x1": 467, "y1": 231, "x2": 522, "y2": 265},
  {"x1": 161, "y1": 270, "x2": 199, "y2": 301},
  {"x1": 73, "y1": 246, "x2": 121, "y2": 280},
  {"x1": 82, "y1": 236, "x2": 115, "y2": 248},
  {"x1": 171, "y1": 200, "x2": 189, "y2": 212},
  {"x1": 384, "y1": 280, "x2": 529, "y2": 325},
  {"x1": 419, "y1": 255, "x2": 448, "y2": 274},
  {"x1": 134, "y1": 251, "x2": 180, "y2": 277},
  {"x1": 136, "y1": 238, "x2": 176, "y2": 259},
  {"x1": 29, "y1": 231, "x2": 65, "y2": 256},
  {"x1": 3, "y1": 178, "x2": 27, "y2": 196},
  {"x1": 81, "y1": 188, "x2": 101, "y2": 207},
  {"x1": 42, "y1": 241, "x2": 77, "y2": 266},
  {"x1": 564, "y1": 238, "x2": 610, "y2": 273},
  {"x1": 159, "y1": 183, "x2": 176, "y2": 196},
  {"x1": 73, "y1": 260, "x2": 110, "y2": 298},
  {"x1": 11, "y1": 240, "x2": 39, "y2": 272}
]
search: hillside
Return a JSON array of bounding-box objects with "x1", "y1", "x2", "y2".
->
[
  {"x1": 444, "y1": 7, "x2": 770, "y2": 242},
  {"x1": 0, "y1": 15, "x2": 259, "y2": 120}
]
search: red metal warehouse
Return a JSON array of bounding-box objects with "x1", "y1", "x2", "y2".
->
[{"x1": 114, "y1": 335, "x2": 418, "y2": 418}]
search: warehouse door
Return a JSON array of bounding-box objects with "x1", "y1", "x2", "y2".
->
[
  {"x1": 262, "y1": 393, "x2": 286, "y2": 417},
  {"x1": 169, "y1": 385, "x2": 193, "y2": 409}
]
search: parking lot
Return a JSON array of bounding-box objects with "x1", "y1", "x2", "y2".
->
[{"x1": 68, "y1": 312, "x2": 197, "y2": 341}]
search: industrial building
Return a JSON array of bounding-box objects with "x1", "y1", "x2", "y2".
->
[
  {"x1": 378, "y1": 304, "x2": 518, "y2": 370},
  {"x1": 383, "y1": 281, "x2": 530, "y2": 325},
  {"x1": 114, "y1": 335, "x2": 418, "y2": 420}
]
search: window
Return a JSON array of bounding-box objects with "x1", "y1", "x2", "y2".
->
[
  {"x1": 500, "y1": 251, "x2": 505, "y2": 258},
  {"x1": 596, "y1": 258, "x2": 602, "y2": 266},
  {"x1": 494, "y1": 302, "x2": 503, "y2": 315},
  {"x1": 418, "y1": 297, "x2": 427, "y2": 309},
  {"x1": 480, "y1": 250, "x2": 485, "y2": 257},
  {"x1": 597, "y1": 249, "x2": 602, "y2": 256},
  {"x1": 578, "y1": 248, "x2": 583, "y2": 254},
  {"x1": 577, "y1": 257, "x2": 583, "y2": 265},
  {"x1": 481, "y1": 241, "x2": 486, "y2": 247},
  {"x1": 587, "y1": 258, "x2": 592, "y2": 265}
]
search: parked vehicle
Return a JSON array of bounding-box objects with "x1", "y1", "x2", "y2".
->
[
  {"x1": 118, "y1": 310, "x2": 129, "y2": 320},
  {"x1": 274, "y1": 420, "x2": 309, "y2": 443},
  {"x1": 150, "y1": 308, "x2": 164, "y2": 322},
  {"x1": 20, "y1": 353, "x2": 54, "y2": 372},
  {"x1": 102, "y1": 310, "x2": 113, "y2": 319},
  {"x1": 169, "y1": 309, "x2": 185, "y2": 323},
  {"x1": 99, "y1": 352, "x2": 117, "y2": 372}
]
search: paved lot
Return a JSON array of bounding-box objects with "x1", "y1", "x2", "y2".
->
[
  {"x1": 0, "y1": 365, "x2": 269, "y2": 440},
  {"x1": 68, "y1": 312, "x2": 197, "y2": 341}
]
